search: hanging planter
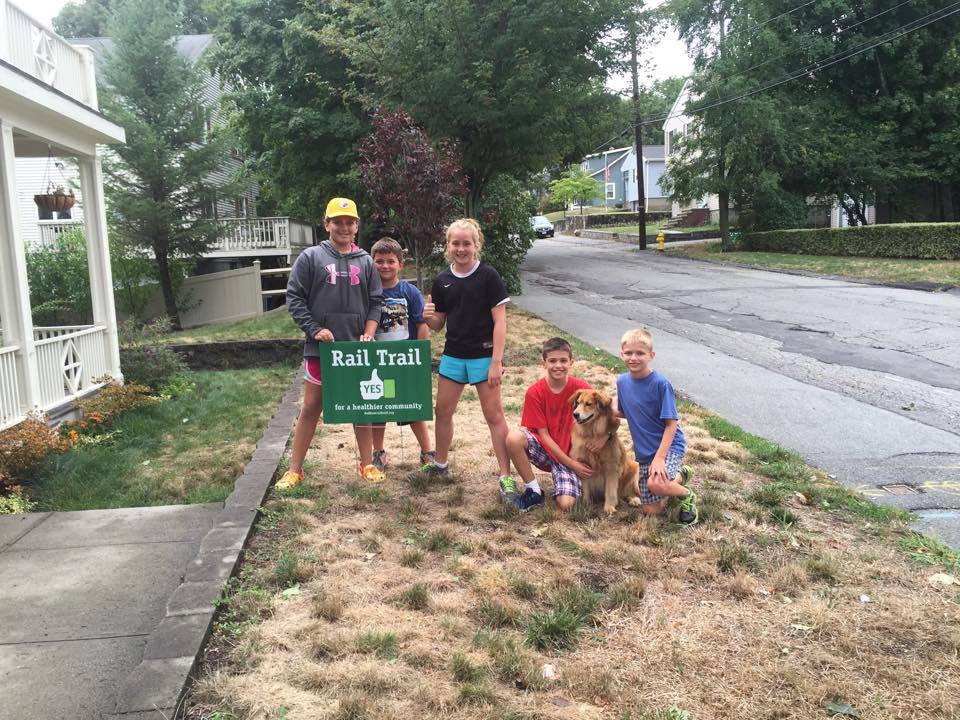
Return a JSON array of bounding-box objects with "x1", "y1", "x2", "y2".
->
[{"x1": 34, "y1": 185, "x2": 76, "y2": 213}]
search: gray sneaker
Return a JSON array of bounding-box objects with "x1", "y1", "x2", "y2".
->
[
  {"x1": 371, "y1": 449, "x2": 387, "y2": 472},
  {"x1": 419, "y1": 450, "x2": 436, "y2": 466}
]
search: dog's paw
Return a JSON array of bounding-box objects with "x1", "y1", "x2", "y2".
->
[
  {"x1": 604, "y1": 505, "x2": 618, "y2": 516},
  {"x1": 627, "y1": 497, "x2": 642, "y2": 507}
]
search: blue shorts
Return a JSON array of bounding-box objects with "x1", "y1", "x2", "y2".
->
[{"x1": 438, "y1": 354, "x2": 492, "y2": 385}]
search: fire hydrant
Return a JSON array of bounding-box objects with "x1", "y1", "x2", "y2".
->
[{"x1": 656, "y1": 230, "x2": 665, "y2": 252}]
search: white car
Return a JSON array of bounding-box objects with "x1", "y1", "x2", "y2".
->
[{"x1": 530, "y1": 215, "x2": 555, "y2": 238}]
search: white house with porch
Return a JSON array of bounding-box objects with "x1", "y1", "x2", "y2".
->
[{"x1": 0, "y1": 0, "x2": 125, "y2": 430}]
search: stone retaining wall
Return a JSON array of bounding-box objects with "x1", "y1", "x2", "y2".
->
[{"x1": 168, "y1": 339, "x2": 303, "y2": 370}]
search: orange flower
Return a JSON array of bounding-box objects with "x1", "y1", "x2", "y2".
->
[
  {"x1": 68, "y1": 430, "x2": 79, "y2": 442},
  {"x1": 79, "y1": 421, "x2": 88, "y2": 429}
]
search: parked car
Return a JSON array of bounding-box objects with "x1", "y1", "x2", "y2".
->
[{"x1": 530, "y1": 215, "x2": 555, "y2": 238}]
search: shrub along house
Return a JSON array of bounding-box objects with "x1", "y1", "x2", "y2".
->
[{"x1": 0, "y1": 0, "x2": 125, "y2": 430}]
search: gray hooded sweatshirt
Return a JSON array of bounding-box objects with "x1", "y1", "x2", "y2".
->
[{"x1": 287, "y1": 241, "x2": 384, "y2": 358}]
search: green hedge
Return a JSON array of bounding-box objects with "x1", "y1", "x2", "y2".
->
[{"x1": 740, "y1": 223, "x2": 960, "y2": 259}]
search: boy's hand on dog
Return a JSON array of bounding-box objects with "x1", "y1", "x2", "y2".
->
[
  {"x1": 423, "y1": 294, "x2": 435, "y2": 319},
  {"x1": 571, "y1": 460, "x2": 593, "y2": 478},
  {"x1": 583, "y1": 436, "x2": 608, "y2": 454},
  {"x1": 314, "y1": 328, "x2": 334, "y2": 342}
]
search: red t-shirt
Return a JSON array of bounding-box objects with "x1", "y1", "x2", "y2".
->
[{"x1": 521, "y1": 376, "x2": 591, "y2": 463}]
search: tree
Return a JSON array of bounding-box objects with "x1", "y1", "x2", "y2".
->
[
  {"x1": 550, "y1": 167, "x2": 603, "y2": 216},
  {"x1": 358, "y1": 108, "x2": 465, "y2": 288},
  {"x1": 54, "y1": 0, "x2": 213, "y2": 36},
  {"x1": 322, "y1": 0, "x2": 627, "y2": 214},
  {"x1": 101, "y1": 0, "x2": 236, "y2": 327},
  {"x1": 209, "y1": 0, "x2": 369, "y2": 224}
]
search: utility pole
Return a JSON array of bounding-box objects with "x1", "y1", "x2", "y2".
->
[{"x1": 629, "y1": 17, "x2": 647, "y2": 250}]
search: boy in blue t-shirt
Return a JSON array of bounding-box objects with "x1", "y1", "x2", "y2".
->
[
  {"x1": 369, "y1": 238, "x2": 434, "y2": 476},
  {"x1": 614, "y1": 328, "x2": 698, "y2": 524}
]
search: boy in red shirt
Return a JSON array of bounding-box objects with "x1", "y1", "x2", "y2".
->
[{"x1": 505, "y1": 337, "x2": 612, "y2": 511}]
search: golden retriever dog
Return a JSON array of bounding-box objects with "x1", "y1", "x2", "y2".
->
[{"x1": 568, "y1": 388, "x2": 641, "y2": 515}]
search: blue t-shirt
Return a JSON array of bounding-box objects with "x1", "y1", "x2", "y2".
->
[
  {"x1": 375, "y1": 281, "x2": 425, "y2": 341},
  {"x1": 616, "y1": 370, "x2": 686, "y2": 462}
]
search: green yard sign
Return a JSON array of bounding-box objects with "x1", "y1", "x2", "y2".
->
[{"x1": 319, "y1": 340, "x2": 433, "y2": 424}]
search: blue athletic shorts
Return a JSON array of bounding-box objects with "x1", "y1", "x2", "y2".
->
[{"x1": 438, "y1": 354, "x2": 492, "y2": 385}]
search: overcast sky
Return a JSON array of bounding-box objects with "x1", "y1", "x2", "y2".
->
[{"x1": 36, "y1": 0, "x2": 692, "y2": 87}]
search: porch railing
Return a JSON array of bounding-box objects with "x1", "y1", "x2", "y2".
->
[
  {"x1": 37, "y1": 219, "x2": 85, "y2": 247},
  {"x1": 33, "y1": 217, "x2": 316, "y2": 256},
  {"x1": 0, "y1": 345, "x2": 22, "y2": 430},
  {"x1": 34, "y1": 325, "x2": 110, "y2": 409},
  {"x1": 1, "y1": 0, "x2": 96, "y2": 108}
]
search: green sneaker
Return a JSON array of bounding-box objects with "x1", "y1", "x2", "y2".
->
[
  {"x1": 419, "y1": 450, "x2": 436, "y2": 466},
  {"x1": 414, "y1": 460, "x2": 449, "y2": 477},
  {"x1": 678, "y1": 489, "x2": 699, "y2": 525},
  {"x1": 499, "y1": 474, "x2": 520, "y2": 503},
  {"x1": 679, "y1": 465, "x2": 693, "y2": 486}
]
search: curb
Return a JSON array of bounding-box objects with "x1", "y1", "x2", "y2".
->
[{"x1": 108, "y1": 374, "x2": 303, "y2": 719}]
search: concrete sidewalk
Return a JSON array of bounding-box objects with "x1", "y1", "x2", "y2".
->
[{"x1": 0, "y1": 376, "x2": 301, "y2": 720}]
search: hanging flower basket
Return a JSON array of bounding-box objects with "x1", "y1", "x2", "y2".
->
[{"x1": 34, "y1": 187, "x2": 76, "y2": 213}]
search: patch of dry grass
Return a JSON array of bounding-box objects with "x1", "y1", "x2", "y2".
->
[{"x1": 186, "y1": 308, "x2": 960, "y2": 720}]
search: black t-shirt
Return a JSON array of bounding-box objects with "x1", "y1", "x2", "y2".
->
[{"x1": 432, "y1": 262, "x2": 509, "y2": 358}]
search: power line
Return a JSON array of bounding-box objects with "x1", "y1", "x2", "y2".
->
[
  {"x1": 633, "y1": 0, "x2": 960, "y2": 128},
  {"x1": 734, "y1": 0, "x2": 917, "y2": 78}
]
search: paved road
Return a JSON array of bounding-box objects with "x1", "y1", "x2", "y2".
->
[{"x1": 516, "y1": 234, "x2": 960, "y2": 546}]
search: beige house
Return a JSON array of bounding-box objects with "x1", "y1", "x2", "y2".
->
[{"x1": 0, "y1": 0, "x2": 125, "y2": 430}]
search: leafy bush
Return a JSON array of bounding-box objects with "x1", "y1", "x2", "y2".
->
[
  {"x1": 740, "y1": 223, "x2": 960, "y2": 259},
  {"x1": 478, "y1": 175, "x2": 536, "y2": 294},
  {"x1": 75, "y1": 377, "x2": 158, "y2": 420},
  {"x1": 118, "y1": 317, "x2": 188, "y2": 390},
  {"x1": 0, "y1": 410, "x2": 60, "y2": 479},
  {"x1": 739, "y1": 189, "x2": 809, "y2": 231},
  {"x1": 25, "y1": 228, "x2": 93, "y2": 326},
  {"x1": 586, "y1": 212, "x2": 671, "y2": 228},
  {"x1": 0, "y1": 486, "x2": 35, "y2": 514}
]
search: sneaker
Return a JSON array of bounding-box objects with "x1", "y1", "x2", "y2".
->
[
  {"x1": 419, "y1": 450, "x2": 436, "y2": 466},
  {"x1": 360, "y1": 463, "x2": 386, "y2": 483},
  {"x1": 499, "y1": 474, "x2": 520, "y2": 503},
  {"x1": 679, "y1": 465, "x2": 693, "y2": 486},
  {"x1": 678, "y1": 489, "x2": 699, "y2": 525},
  {"x1": 413, "y1": 460, "x2": 449, "y2": 477},
  {"x1": 275, "y1": 468, "x2": 304, "y2": 490},
  {"x1": 515, "y1": 487, "x2": 545, "y2": 512},
  {"x1": 372, "y1": 449, "x2": 387, "y2": 472}
]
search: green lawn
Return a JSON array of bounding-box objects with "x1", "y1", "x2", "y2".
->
[
  {"x1": 164, "y1": 306, "x2": 301, "y2": 344},
  {"x1": 668, "y1": 242, "x2": 960, "y2": 286},
  {"x1": 28, "y1": 365, "x2": 296, "y2": 510}
]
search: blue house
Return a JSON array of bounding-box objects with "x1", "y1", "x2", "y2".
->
[{"x1": 580, "y1": 146, "x2": 632, "y2": 208}]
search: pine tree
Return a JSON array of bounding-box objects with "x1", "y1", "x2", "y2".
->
[{"x1": 101, "y1": 0, "x2": 237, "y2": 327}]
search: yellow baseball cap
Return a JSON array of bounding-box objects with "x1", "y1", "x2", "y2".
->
[{"x1": 325, "y1": 197, "x2": 359, "y2": 220}]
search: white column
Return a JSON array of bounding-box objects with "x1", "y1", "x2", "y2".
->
[
  {"x1": 0, "y1": 120, "x2": 40, "y2": 410},
  {"x1": 78, "y1": 153, "x2": 122, "y2": 380},
  {"x1": 0, "y1": 0, "x2": 10, "y2": 63}
]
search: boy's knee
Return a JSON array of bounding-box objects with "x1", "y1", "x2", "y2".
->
[
  {"x1": 506, "y1": 429, "x2": 526, "y2": 451},
  {"x1": 555, "y1": 495, "x2": 576, "y2": 511}
]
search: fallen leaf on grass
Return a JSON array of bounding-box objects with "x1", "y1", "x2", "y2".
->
[
  {"x1": 791, "y1": 623, "x2": 813, "y2": 631},
  {"x1": 530, "y1": 526, "x2": 547, "y2": 538},
  {"x1": 823, "y1": 697, "x2": 860, "y2": 717},
  {"x1": 860, "y1": 594, "x2": 871, "y2": 603},
  {"x1": 552, "y1": 697, "x2": 571, "y2": 708},
  {"x1": 280, "y1": 585, "x2": 300, "y2": 599}
]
